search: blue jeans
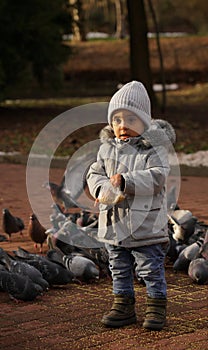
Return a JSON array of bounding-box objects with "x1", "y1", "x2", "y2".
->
[{"x1": 105, "y1": 243, "x2": 168, "y2": 299}]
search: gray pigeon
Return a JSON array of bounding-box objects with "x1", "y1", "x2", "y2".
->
[
  {"x1": 43, "y1": 177, "x2": 78, "y2": 210},
  {"x1": 188, "y1": 258, "x2": 208, "y2": 284},
  {"x1": 54, "y1": 218, "x2": 103, "y2": 249},
  {"x1": 0, "y1": 248, "x2": 49, "y2": 291},
  {"x1": 63, "y1": 254, "x2": 100, "y2": 283},
  {"x1": 173, "y1": 237, "x2": 204, "y2": 272},
  {"x1": 168, "y1": 210, "x2": 197, "y2": 243},
  {"x1": 13, "y1": 247, "x2": 74, "y2": 286},
  {"x1": 47, "y1": 248, "x2": 101, "y2": 282},
  {"x1": 0, "y1": 270, "x2": 43, "y2": 301}
]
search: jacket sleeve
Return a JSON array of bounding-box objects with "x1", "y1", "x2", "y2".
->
[
  {"x1": 122, "y1": 146, "x2": 170, "y2": 196},
  {"x1": 86, "y1": 148, "x2": 109, "y2": 199}
]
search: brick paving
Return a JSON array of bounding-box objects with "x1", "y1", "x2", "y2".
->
[{"x1": 0, "y1": 164, "x2": 207, "y2": 350}]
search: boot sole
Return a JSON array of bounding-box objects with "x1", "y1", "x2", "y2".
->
[
  {"x1": 143, "y1": 320, "x2": 165, "y2": 331},
  {"x1": 101, "y1": 315, "x2": 137, "y2": 328}
]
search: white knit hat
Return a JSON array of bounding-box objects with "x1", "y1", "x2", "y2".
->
[{"x1": 107, "y1": 81, "x2": 151, "y2": 128}]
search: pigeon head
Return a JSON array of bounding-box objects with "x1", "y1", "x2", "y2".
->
[
  {"x1": 3, "y1": 208, "x2": 10, "y2": 215},
  {"x1": 30, "y1": 213, "x2": 37, "y2": 221}
]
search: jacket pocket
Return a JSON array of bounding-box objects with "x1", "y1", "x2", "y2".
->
[
  {"x1": 129, "y1": 206, "x2": 167, "y2": 240},
  {"x1": 129, "y1": 208, "x2": 154, "y2": 239}
]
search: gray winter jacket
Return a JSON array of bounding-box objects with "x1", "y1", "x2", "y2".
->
[{"x1": 87, "y1": 119, "x2": 176, "y2": 247}]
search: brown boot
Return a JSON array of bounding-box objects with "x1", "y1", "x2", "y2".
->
[
  {"x1": 101, "y1": 294, "x2": 137, "y2": 327},
  {"x1": 143, "y1": 297, "x2": 167, "y2": 331}
]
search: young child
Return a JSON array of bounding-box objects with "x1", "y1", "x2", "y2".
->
[{"x1": 87, "y1": 81, "x2": 176, "y2": 330}]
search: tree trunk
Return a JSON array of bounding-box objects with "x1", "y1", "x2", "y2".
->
[
  {"x1": 114, "y1": 0, "x2": 126, "y2": 39},
  {"x1": 126, "y1": 0, "x2": 155, "y2": 106},
  {"x1": 69, "y1": 0, "x2": 86, "y2": 41}
]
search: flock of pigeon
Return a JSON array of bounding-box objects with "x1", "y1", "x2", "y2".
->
[
  {"x1": 0, "y1": 179, "x2": 208, "y2": 302},
  {"x1": 0, "y1": 206, "x2": 108, "y2": 302}
]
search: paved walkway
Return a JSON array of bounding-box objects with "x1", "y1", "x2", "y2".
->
[{"x1": 0, "y1": 164, "x2": 207, "y2": 350}]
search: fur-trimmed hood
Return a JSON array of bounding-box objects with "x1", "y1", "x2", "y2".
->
[{"x1": 99, "y1": 119, "x2": 176, "y2": 151}]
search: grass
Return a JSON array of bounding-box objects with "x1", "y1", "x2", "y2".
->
[
  {"x1": 2, "y1": 82, "x2": 208, "y2": 109},
  {"x1": 166, "y1": 82, "x2": 208, "y2": 105}
]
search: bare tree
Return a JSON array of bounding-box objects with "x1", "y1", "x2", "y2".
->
[
  {"x1": 69, "y1": 0, "x2": 86, "y2": 41},
  {"x1": 126, "y1": 0, "x2": 155, "y2": 105},
  {"x1": 114, "y1": 0, "x2": 126, "y2": 38}
]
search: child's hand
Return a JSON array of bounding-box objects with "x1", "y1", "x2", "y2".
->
[
  {"x1": 97, "y1": 181, "x2": 125, "y2": 205},
  {"x1": 110, "y1": 174, "x2": 122, "y2": 187}
]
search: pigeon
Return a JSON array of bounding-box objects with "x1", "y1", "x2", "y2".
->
[
  {"x1": 52, "y1": 238, "x2": 109, "y2": 278},
  {"x1": 48, "y1": 214, "x2": 109, "y2": 275},
  {"x1": 2, "y1": 208, "x2": 24, "y2": 241},
  {"x1": 47, "y1": 248, "x2": 65, "y2": 265},
  {"x1": 27, "y1": 213, "x2": 47, "y2": 253},
  {"x1": 168, "y1": 210, "x2": 197, "y2": 243},
  {"x1": 65, "y1": 254, "x2": 100, "y2": 282},
  {"x1": 43, "y1": 176, "x2": 78, "y2": 210},
  {"x1": 13, "y1": 247, "x2": 74, "y2": 286},
  {"x1": 0, "y1": 270, "x2": 43, "y2": 301},
  {"x1": 167, "y1": 229, "x2": 187, "y2": 262},
  {"x1": 13, "y1": 247, "x2": 40, "y2": 260},
  {"x1": 48, "y1": 245, "x2": 108, "y2": 272},
  {"x1": 47, "y1": 248, "x2": 100, "y2": 283},
  {"x1": 63, "y1": 253, "x2": 99, "y2": 283},
  {"x1": 46, "y1": 206, "x2": 79, "y2": 250},
  {"x1": 188, "y1": 258, "x2": 208, "y2": 284},
  {"x1": 54, "y1": 217, "x2": 103, "y2": 250},
  {"x1": 0, "y1": 248, "x2": 49, "y2": 291},
  {"x1": 173, "y1": 237, "x2": 204, "y2": 272}
]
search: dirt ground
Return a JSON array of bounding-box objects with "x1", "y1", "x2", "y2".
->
[{"x1": 0, "y1": 163, "x2": 208, "y2": 350}]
